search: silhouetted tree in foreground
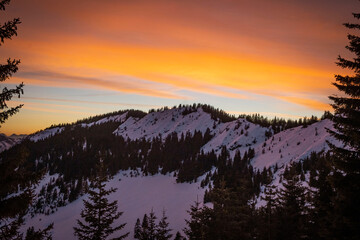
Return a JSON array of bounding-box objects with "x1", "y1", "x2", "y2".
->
[
  {"x1": 0, "y1": 1, "x2": 53, "y2": 239},
  {"x1": 74, "y1": 161, "x2": 129, "y2": 240},
  {"x1": 327, "y1": 12, "x2": 360, "y2": 240},
  {"x1": 0, "y1": 0, "x2": 23, "y2": 125}
]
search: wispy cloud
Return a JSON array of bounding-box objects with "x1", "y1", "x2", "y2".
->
[
  {"x1": 21, "y1": 96, "x2": 161, "y2": 109},
  {"x1": 4, "y1": 0, "x2": 342, "y2": 112},
  {"x1": 14, "y1": 71, "x2": 186, "y2": 100},
  {"x1": 277, "y1": 96, "x2": 332, "y2": 111}
]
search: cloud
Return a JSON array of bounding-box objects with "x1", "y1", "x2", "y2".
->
[
  {"x1": 14, "y1": 70, "x2": 185, "y2": 99},
  {"x1": 3, "y1": 0, "x2": 352, "y2": 116},
  {"x1": 278, "y1": 96, "x2": 332, "y2": 111},
  {"x1": 21, "y1": 97, "x2": 161, "y2": 109}
]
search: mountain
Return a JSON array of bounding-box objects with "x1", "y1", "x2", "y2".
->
[
  {"x1": 0, "y1": 133, "x2": 27, "y2": 153},
  {"x1": 0, "y1": 104, "x2": 336, "y2": 239}
]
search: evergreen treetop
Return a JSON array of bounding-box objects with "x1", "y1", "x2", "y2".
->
[
  {"x1": 156, "y1": 210, "x2": 172, "y2": 240},
  {"x1": 134, "y1": 209, "x2": 173, "y2": 240},
  {"x1": 73, "y1": 161, "x2": 129, "y2": 240}
]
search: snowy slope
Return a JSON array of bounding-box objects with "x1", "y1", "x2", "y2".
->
[
  {"x1": 25, "y1": 107, "x2": 335, "y2": 171},
  {"x1": 113, "y1": 107, "x2": 270, "y2": 157},
  {"x1": 29, "y1": 127, "x2": 64, "y2": 142},
  {"x1": 0, "y1": 134, "x2": 27, "y2": 153},
  {"x1": 202, "y1": 118, "x2": 268, "y2": 156},
  {"x1": 28, "y1": 112, "x2": 128, "y2": 142},
  {"x1": 113, "y1": 108, "x2": 216, "y2": 140},
  {"x1": 81, "y1": 112, "x2": 128, "y2": 128},
  {"x1": 25, "y1": 107, "x2": 335, "y2": 170},
  {"x1": 251, "y1": 119, "x2": 335, "y2": 170},
  {"x1": 23, "y1": 171, "x2": 206, "y2": 240},
  {"x1": 252, "y1": 119, "x2": 336, "y2": 207},
  {"x1": 15, "y1": 107, "x2": 336, "y2": 168}
]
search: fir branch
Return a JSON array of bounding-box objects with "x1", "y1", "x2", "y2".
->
[{"x1": 0, "y1": 18, "x2": 21, "y2": 45}]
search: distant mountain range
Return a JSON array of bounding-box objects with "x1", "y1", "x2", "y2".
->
[{"x1": 0, "y1": 133, "x2": 27, "y2": 153}]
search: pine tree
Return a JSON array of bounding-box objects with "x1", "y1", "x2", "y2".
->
[
  {"x1": 147, "y1": 209, "x2": 157, "y2": 240},
  {"x1": 135, "y1": 210, "x2": 172, "y2": 240},
  {"x1": 327, "y1": 12, "x2": 360, "y2": 240},
  {"x1": 73, "y1": 162, "x2": 129, "y2": 240},
  {"x1": 183, "y1": 200, "x2": 213, "y2": 240},
  {"x1": 24, "y1": 224, "x2": 53, "y2": 240},
  {"x1": 0, "y1": 2, "x2": 28, "y2": 236},
  {"x1": 308, "y1": 153, "x2": 334, "y2": 240},
  {"x1": 0, "y1": 4, "x2": 52, "y2": 225},
  {"x1": 260, "y1": 185, "x2": 280, "y2": 240},
  {"x1": 156, "y1": 210, "x2": 172, "y2": 240},
  {"x1": 134, "y1": 218, "x2": 141, "y2": 239},
  {"x1": 0, "y1": 152, "x2": 32, "y2": 239},
  {"x1": 276, "y1": 178, "x2": 309, "y2": 240},
  {"x1": 173, "y1": 232, "x2": 184, "y2": 240},
  {"x1": 139, "y1": 214, "x2": 149, "y2": 240},
  {"x1": 0, "y1": 0, "x2": 24, "y2": 125}
]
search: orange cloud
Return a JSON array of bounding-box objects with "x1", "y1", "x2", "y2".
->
[
  {"x1": 278, "y1": 96, "x2": 332, "y2": 111},
  {"x1": 21, "y1": 97, "x2": 161, "y2": 109},
  {"x1": 11, "y1": 70, "x2": 185, "y2": 100},
  {"x1": 7, "y1": 37, "x2": 335, "y2": 106}
]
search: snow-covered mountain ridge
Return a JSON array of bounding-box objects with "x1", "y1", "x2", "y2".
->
[
  {"x1": 113, "y1": 107, "x2": 271, "y2": 158},
  {"x1": 78, "y1": 106, "x2": 335, "y2": 170},
  {"x1": 3, "y1": 106, "x2": 335, "y2": 170}
]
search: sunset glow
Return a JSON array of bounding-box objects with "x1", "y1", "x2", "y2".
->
[{"x1": 0, "y1": 0, "x2": 358, "y2": 134}]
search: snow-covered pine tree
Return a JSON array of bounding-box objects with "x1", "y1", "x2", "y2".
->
[
  {"x1": 73, "y1": 162, "x2": 128, "y2": 240},
  {"x1": 327, "y1": 12, "x2": 360, "y2": 240}
]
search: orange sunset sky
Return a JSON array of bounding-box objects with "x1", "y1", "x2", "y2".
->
[{"x1": 0, "y1": 0, "x2": 358, "y2": 135}]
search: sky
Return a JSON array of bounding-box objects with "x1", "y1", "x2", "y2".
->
[{"x1": 0, "y1": 0, "x2": 358, "y2": 135}]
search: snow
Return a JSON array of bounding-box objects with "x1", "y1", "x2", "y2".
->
[
  {"x1": 29, "y1": 127, "x2": 64, "y2": 142},
  {"x1": 113, "y1": 108, "x2": 216, "y2": 140},
  {"x1": 81, "y1": 112, "x2": 128, "y2": 128},
  {"x1": 251, "y1": 119, "x2": 338, "y2": 208},
  {"x1": 251, "y1": 119, "x2": 336, "y2": 170},
  {"x1": 112, "y1": 107, "x2": 336, "y2": 170},
  {"x1": 27, "y1": 112, "x2": 128, "y2": 143},
  {"x1": 113, "y1": 107, "x2": 270, "y2": 158},
  {"x1": 28, "y1": 111, "x2": 128, "y2": 142},
  {"x1": 202, "y1": 119, "x2": 268, "y2": 156},
  {"x1": 23, "y1": 171, "x2": 206, "y2": 240},
  {"x1": 0, "y1": 134, "x2": 27, "y2": 153}
]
